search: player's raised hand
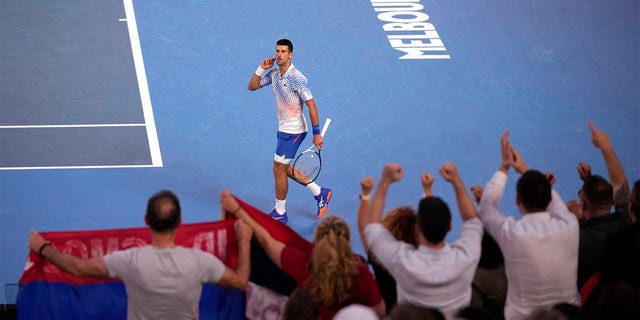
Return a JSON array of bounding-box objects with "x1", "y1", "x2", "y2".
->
[{"x1": 261, "y1": 57, "x2": 275, "y2": 70}]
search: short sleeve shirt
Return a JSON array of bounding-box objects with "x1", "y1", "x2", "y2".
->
[
  {"x1": 260, "y1": 64, "x2": 313, "y2": 134},
  {"x1": 104, "y1": 245, "x2": 226, "y2": 320}
]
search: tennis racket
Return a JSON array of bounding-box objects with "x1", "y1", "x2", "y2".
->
[{"x1": 291, "y1": 118, "x2": 332, "y2": 185}]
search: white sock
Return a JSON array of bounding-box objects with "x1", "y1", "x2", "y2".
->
[
  {"x1": 275, "y1": 199, "x2": 286, "y2": 214},
  {"x1": 306, "y1": 183, "x2": 321, "y2": 196}
]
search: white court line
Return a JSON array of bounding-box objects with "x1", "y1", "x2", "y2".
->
[
  {"x1": 123, "y1": 0, "x2": 163, "y2": 167},
  {"x1": 0, "y1": 124, "x2": 146, "y2": 129},
  {"x1": 1, "y1": 164, "x2": 159, "y2": 171},
  {"x1": 0, "y1": 1, "x2": 162, "y2": 170}
]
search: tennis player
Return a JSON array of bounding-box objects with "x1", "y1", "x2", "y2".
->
[{"x1": 247, "y1": 39, "x2": 332, "y2": 224}]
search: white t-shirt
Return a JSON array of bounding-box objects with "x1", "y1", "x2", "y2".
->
[
  {"x1": 478, "y1": 171, "x2": 580, "y2": 320},
  {"x1": 260, "y1": 63, "x2": 313, "y2": 134},
  {"x1": 104, "y1": 245, "x2": 226, "y2": 320},
  {"x1": 364, "y1": 218, "x2": 483, "y2": 319}
]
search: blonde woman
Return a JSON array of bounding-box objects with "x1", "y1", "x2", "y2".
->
[{"x1": 221, "y1": 189, "x2": 385, "y2": 320}]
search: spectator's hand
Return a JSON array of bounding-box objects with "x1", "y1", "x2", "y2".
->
[
  {"x1": 28, "y1": 230, "x2": 47, "y2": 253},
  {"x1": 439, "y1": 163, "x2": 460, "y2": 183},
  {"x1": 588, "y1": 121, "x2": 612, "y2": 151},
  {"x1": 500, "y1": 131, "x2": 513, "y2": 171},
  {"x1": 545, "y1": 171, "x2": 557, "y2": 186},
  {"x1": 471, "y1": 185, "x2": 483, "y2": 204},
  {"x1": 234, "y1": 220, "x2": 253, "y2": 243},
  {"x1": 360, "y1": 177, "x2": 374, "y2": 197},
  {"x1": 511, "y1": 146, "x2": 528, "y2": 174},
  {"x1": 421, "y1": 173, "x2": 435, "y2": 197},
  {"x1": 577, "y1": 162, "x2": 592, "y2": 181},
  {"x1": 382, "y1": 163, "x2": 404, "y2": 183},
  {"x1": 220, "y1": 189, "x2": 240, "y2": 216}
]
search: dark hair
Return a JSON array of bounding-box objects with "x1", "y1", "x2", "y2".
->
[
  {"x1": 145, "y1": 190, "x2": 181, "y2": 233},
  {"x1": 282, "y1": 287, "x2": 318, "y2": 320},
  {"x1": 581, "y1": 175, "x2": 614, "y2": 208},
  {"x1": 417, "y1": 197, "x2": 451, "y2": 244},
  {"x1": 516, "y1": 170, "x2": 552, "y2": 212},
  {"x1": 277, "y1": 39, "x2": 293, "y2": 52}
]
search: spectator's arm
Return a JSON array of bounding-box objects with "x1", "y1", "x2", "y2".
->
[
  {"x1": 478, "y1": 131, "x2": 514, "y2": 236},
  {"x1": 499, "y1": 131, "x2": 513, "y2": 174},
  {"x1": 547, "y1": 189, "x2": 573, "y2": 219},
  {"x1": 589, "y1": 121, "x2": 630, "y2": 206},
  {"x1": 471, "y1": 185, "x2": 483, "y2": 205},
  {"x1": 364, "y1": 163, "x2": 404, "y2": 226},
  {"x1": 357, "y1": 177, "x2": 374, "y2": 253},
  {"x1": 421, "y1": 173, "x2": 434, "y2": 197},
  {"x1": 218, "y1": 220, "x2": 252, "y2": 290},
  {"x1": 221, "y1": 189, "x2": 285, "y2": 268},
  {"x1": 439, "y1": 163, "x2": 478, "y2": 221},
  {"x1": 29, "y1": 230, "x2": 109, "y2": 278}
]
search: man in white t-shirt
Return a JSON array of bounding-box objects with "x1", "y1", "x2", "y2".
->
[
  {"x1": 363, "y1": 162, "x2": 483, "y2": 319},
  {"x1": 247, "y1": 39, "x2": 331, "y2": 224},
  {"x1": 28, "y1": 190, "x2": 252, "y2": 320},
  {"x1": 478, "y1": 132, "x2": 580, "y2": 320}
]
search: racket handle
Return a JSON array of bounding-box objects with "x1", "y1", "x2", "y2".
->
[{"x1": 320, "y1": 118, "x2": 332, "y2": 137}]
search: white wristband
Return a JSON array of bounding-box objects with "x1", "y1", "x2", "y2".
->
[
  {"x1": 359, "y1": 194, "x2": 370, "y2": 201},
  {"x1": 255, "y1": 66, "x2": 268, "y2": 77}
]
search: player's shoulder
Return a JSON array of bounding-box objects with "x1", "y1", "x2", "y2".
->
[{"x1": 288, "y1": 68, "x2": 308, "y2": 83}]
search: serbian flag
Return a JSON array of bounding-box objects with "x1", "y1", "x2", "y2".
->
[{"x1": 17, "y1": 196, "x2": 312, "y2": 320}]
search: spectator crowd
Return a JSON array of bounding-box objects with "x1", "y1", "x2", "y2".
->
[{"x1": 30, "y1": 121, "x2": 639, "y2": 320}]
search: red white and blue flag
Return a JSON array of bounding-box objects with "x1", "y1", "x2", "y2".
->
[{"x1": 18, "y1": 196, "x2": 311, "y2": 320}]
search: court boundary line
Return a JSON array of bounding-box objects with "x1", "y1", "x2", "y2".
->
[
  {"x1": 123, "y1": 0, "x2": 163, "y2": 167},
  {"x1": 0, "y1": 0, "x2": 163, "y2": 171},
  {"x1": 1, "y1": 165, "x2": 161, "y2": 171},
  {"x1": 0, "y1": 124, "x2": 146, "y2": 129}
]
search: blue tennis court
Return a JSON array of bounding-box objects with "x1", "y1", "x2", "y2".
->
[{"x1": 1, "y1": 0, "x2": 638, "y2": 304}]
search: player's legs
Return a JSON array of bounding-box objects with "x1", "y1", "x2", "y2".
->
[
  {"x1": 273, "y1": 160, "x2": 289, "y2": 203},
  {"x1": 285, "y1": 156, "x2": 331, "y2": 219},
  {"x1": 272, "y1": 132, "x2": 306, "y2": 223}
]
